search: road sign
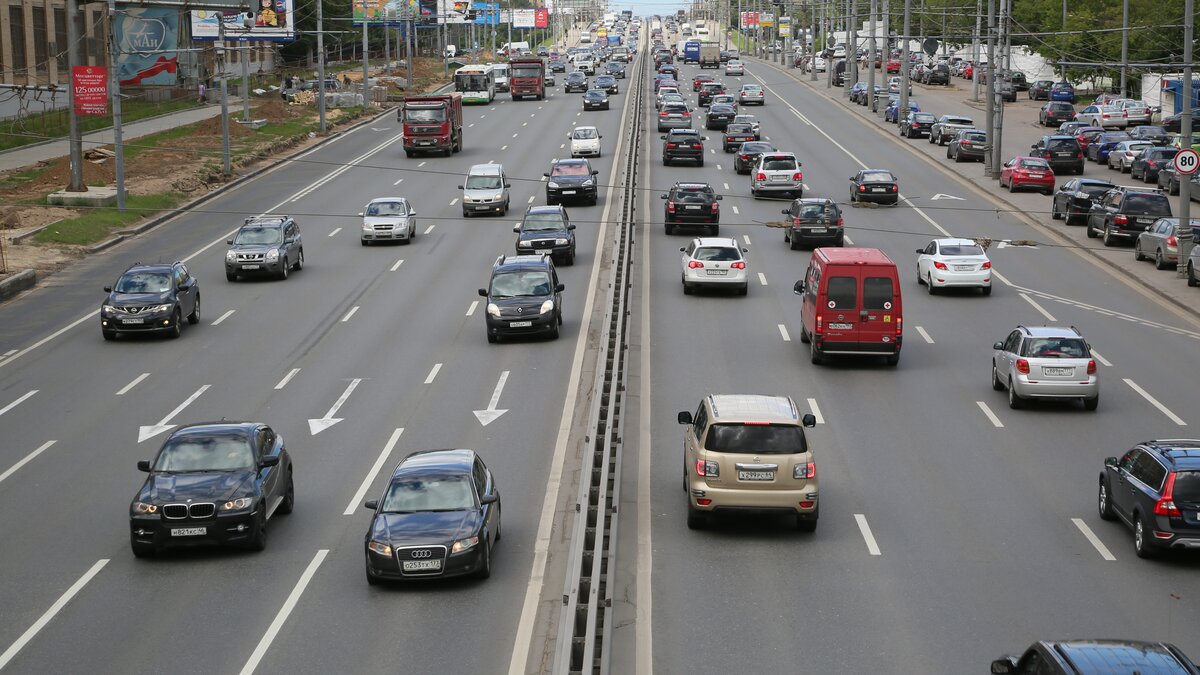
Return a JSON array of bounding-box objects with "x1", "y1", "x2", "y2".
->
[{"x1": 1174, "y1": 148, "x2": 1199, "y2": 175}]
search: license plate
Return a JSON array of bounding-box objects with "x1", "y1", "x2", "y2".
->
[
  {"x1": 475, "y1": 205, "x2": 489, "y2": 210},
  {"x1": 1044, "y1": 367, "x2": 1073, "y2": 376},
  {"x1": 738, "y1": 471, "x2": 774, "y2": 481},
  {"x1": 510, "y1": 320, "x2": 533, "y2": 328},
  {"x1": 872, "y1": 187, "x2": 885, "y2": 192},
  {"x1": 171, "y1": 527, "x2": 206, "y2": 537},
  {"x1": 562, "y1": 190, "x2": 577, "y2": 195},
  {"x1": 954, "y1": 265, "x2": 974, "y2": 271},
  {"x1": 807, "y1": 227, "x2": 827, "y2": 233},
  {"x1": 1056, "y1": 153, "x2": 1072, "y2": 157},
  {"x1": 771, "y1": 175, "x2": 787, "y2": 181},
  {"x1": 707, "y1": 269, "x2": 727, "y2": 275},
  {"x1": 123, "y1": 318, "x2": 144, "y2": 325},
  {"x1": 828, "y1": 322, "x2": 853, "y2": 330},
  {"x1": 535, "y1": 249, "x2": 552, "y2": 255},
  {"x1": 402, "y1": 559, "x2": 443, "y2": 572},
  {"x1": 686, "y1": 205, "x2": 701, "y2": 210},
  {"x1": 1030, "y1": 172, "x2": 1045, "y2": 177},
  {"x1": 241, "y1": 264, "x2": 260, "y2": 270},
  {"x1": 418, "y1": 140, "x2": 433, "y2": 146}
]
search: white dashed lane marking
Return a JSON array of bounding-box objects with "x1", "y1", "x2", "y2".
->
[
  {"x1": 211, "y1": 310, "x2": 235, "y2": 326},
  {"x1": 915, "y1": 326, "x2": 934, "y2": 344},
  {"x1": 976, "y1": 401, "x2": 1004, "y2": 428},
  {"x1": 1072, "y1": 518, "x2": 1116, "y2": 561},
  {"x1": 390, "y1": 259, "x2": 404, "y2": 272},
  {"x1": 274, "y1": 368, "x2": 300, "y2": 390},
  {"x1": 328, "y1": 227, "x2": 341, "y2": 237},
  {"x1": 757, "y1": 272, "x2": 768, "y2": 286},
  {"x1": 1123, "y1": 379, "x2": 1187, "y2": 426},
  {"x1": 777, "y1": 324, "x2": 791, "y2": 341}
]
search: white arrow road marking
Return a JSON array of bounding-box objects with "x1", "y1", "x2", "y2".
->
[
  {"x1": 1072, "y1": 518, "x2": 1116, "y2": 561},
  {"x1": 116, "y1": 373, "x2": 149, "y2": 396},
  {"x1": 0, "y1": 440, "x2": 56, "y2": 485},
  {"x1": 0, "y1": 559, "x2": 109, "y2": 670},
  {"x1": 238, "y1": 550, "x2": 328, "y2": 675},
  {"x1": 0, "y1": 390, "x2": 36, "y2": 418},
  {"x1": 139, "y1": 385, "x2": 210, "y2": 443},
  {"x1": 854, "y1": 514, "x2": 881, "y2": 555},
  {"x1": 274, "y1": 368, "x2": 300, "y2": 390},
  {"x1": 308, "y1": 379, "x2": 362, "y2": 434},
  {"x1": 474, "y1": 370, "x2": 510, "y2": 426},
  {"x1": 212, "y1": 309, "x2": 235, "y2": 326},
  {"x1": 930, "y1": 193, "x2": 965, "y2": 201},
  {"x1": 1123, "y1": 379, "x2": 1187, "y2": 426},
  {"x1": 343, "y1": 428, "x2": 404, "y2": 515}
]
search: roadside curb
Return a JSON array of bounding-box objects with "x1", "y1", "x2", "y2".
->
[
  {"x1": 755, "y1": 57, "x2": 1200, "y2": 323},
  {"x1": 0, "y1": 269, "x2": 35, "y2": 300}
]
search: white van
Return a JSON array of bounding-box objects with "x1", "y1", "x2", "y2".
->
[
  {"x1": 581, "y1": 31, "x2": 593, "y2": 43},
  {"x1": 499, "y1": 41, "x2": 530, "y2": 55},
  {"x1": 490, "y1": 63, "x2": 510, "y2": 92}
]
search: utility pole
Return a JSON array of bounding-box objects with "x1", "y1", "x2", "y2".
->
[
  {"x1": 1178, "y1": 0, "x2": 1194, "y2": 278},
  {"x1": 983, "y1": 0, "x2": 995, "y2": 178},
  {"x1": 363, "y1": 14, "x2": 371, "y2": 107},
  {"x1": 107, "y1": 0, "x2": 127, "y2": 208},
  {"x1": 971, "y1": 0, "x2": 980, "y2": 100},
  {"x1": 317, "y1": 0, "x2": 326, "y2": 133},
  {"x1": 849, "y1": 0, "x2": 857, "y2": 92},
  {"x1": 65, "y1": 0, "x2": 84, "y2": 192},
  {"x1": 810, "y1": 2, "x2": 818, "y2": 80},
  {"x1": 994, "y1": 0, "x2": 1006, "y2": 176},
  {"x1": 1119, "y1": 0, "x2": 1129, "y2": 96},
  {"x1": 900, "y1": 0, "x2": 909, "y2": 120},
  {"x1": 241, "y1": 43, "x2": 250, "y2": 121},
  {"x1": 867, "y1": 0, "x2": 876, "y2": 112},
  {"x1": 218, "y1": 20, "x2": 231, "y2": 177}
]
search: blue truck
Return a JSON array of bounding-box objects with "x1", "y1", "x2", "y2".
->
[
  {"x1": 683, "y1": 41, "x2": 701, "y2": 63},
  {"x1": 607, "y1": 35, "x2": 622, "y2": 46}
]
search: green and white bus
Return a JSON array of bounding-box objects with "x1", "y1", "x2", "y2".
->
[{"x1": 454, "y1": 65, "x2": 496, "y2": 104}]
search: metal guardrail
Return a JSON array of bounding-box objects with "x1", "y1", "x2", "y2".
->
[{"x1": 551, "y1": 40, "x2": 645, "y2": 675}]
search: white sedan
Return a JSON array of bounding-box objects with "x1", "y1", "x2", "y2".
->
[
  {"x1": 680, "y1": 237, "x2": 749, "y2": 296},
  {"x1": 725, "y1": 59, "x2": 745, "y2": 76},
  {"x1": 915, "y1": 237, "x2": 992, "y2": 295},
  {"x1": 569, "y1": 126, "x2": 602, "y2": 157}
]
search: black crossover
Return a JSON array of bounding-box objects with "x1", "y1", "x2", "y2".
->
[
  {"x1": 479, "y1": 254, "x2": 565, "y2": 342},
  {"x1": 101, "y1": 261, "x2": 200, "y2": 340},
  {"x1": 1099, "y1": 439, "x2": 1200, "y2": 558}
]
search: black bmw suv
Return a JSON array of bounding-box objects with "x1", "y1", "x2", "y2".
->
[
  {"x1": 101, "y1": 261, "x2": 200, "y2": 340},
  {"x1": 662, "y1": 182, "x2": 721, "y2": 235},
  {"x1": 1085, "y1": 185, "x2": 1172, "y2": 245},
  {"x1": 129, "y1": 422, "x2": 294, "y2": 557},
  {"x1": 662, "y1": 129, "x2": 706, "y2": 166},
  {"x1": 225, "y1": 215, "x2": 304, "y2": 281},
  {"x1": 1099, "y1": 439, "x2": 1200, "y2": 558},
  {"x1": 545, "y1": 158, "x2": 600, "y2": 205},
  {"x1": 514, "y1": 205, "x2": 577, "y2": 265},
  {"x1": 478, "y1": 254, "x2": 565, "y2": 342}
]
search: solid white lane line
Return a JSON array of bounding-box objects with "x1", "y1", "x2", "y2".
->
[
  {"x1": 466, "y1": 300, "x2": 479, "y2": 316},
  {"x1": 423, "y1": 225, "x2": 435, "y2": 234},
  {"x1": 915, "y1": 326, "x2": 934, "y2": 344},
  {"x1": 341, "y1": 306, "x2": 359, "y2": 323},
  {"x1": 1019, "y1": 293, "x2": 1057, "y2": 322},
  {"x1": 0, "y1": 440, "x2": 56, "y2": 485},
  {"x1": 636, "y1": 199, "x2": 655, "y2": 675},
  {"x1": 424, "y1": 363, "x2": 442, "y2": 384},
  {"x1": 449, "y1": 198, "x2": 459, "y2": 206},
  {"x1": 393, "y1": 178, "x2": 404, "y2": 185},
  {"x1": 854, "y1": 514, "x2": 881, "y2": 556},
  {"x1": 778, "y1": 324, "x2": 791, "y2": 341},
  {"x1": 806, "y1": 398, "x2": 824, "y2": 424},
  {"x1": 1072, "y1": 518, "x2": 1116, "y2": 561},
  {"x1": 1089, "y1": 348, "x2": 1112, "y2": 367},
  {"x1": 212, "y1": 309, "x2": 236, "y2": 326},
  {"x1": 0, "y1": 559, "x2": 109, "y2": 670},
  {"x1": 732, "y1": 206, "x2": 740, "y2": 214},
  {"x1": 990, "y1": 270, "x2": 1014, "y2": 286},
  {"x1": 291, "y1": 133, "x2": 404, "y2": 201},
  {"x1": 116, "y1": 373, "x2": 150, "y2": 396},
  {"x1": 274, "y1": 368, "x2": 301, "y2": 390},
  {"x1": 757, "y1": 272, "x2": 768, "y2": 286},
  {"x1": 0, "y1": 390, "x2": 37, "y2": 418},
  {"x1": 1123, "y1": 379, "x2": 1187, "y2": 426},
  {"x1": 976, "y1": 401, "x2": 1004, "y2": 428},
  {"x1": 742, "y1": 234, "x2": 751, "y2": 245},
  {"x1": 327, "y1": 227, "x2": 341, "y2": 237},
  {"x1": 343, "y1": 429, "x2": 405, "y2": 515},
  {"x1": 1, "y1": 349, "x2": 15, "y2": 357},
  {"x1": 139, "y1": 385, "x2": 210, "y2": 443},
  {"x1": 238, "y1": 550, "x2": 329, "y2": 675},
  {"x1": 390, "y1": 259, "x2": 404, "y2": 272}
]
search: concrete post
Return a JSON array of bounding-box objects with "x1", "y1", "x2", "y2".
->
[
  {"x1": 65, "y1": 0, "x2": 84, "y2": 192},
  {"x1": 1177, "y1": 0, "x2": 1194, "y2": 278},
  {"x1": 107, "y1": 0, "x2": 127, "y2": 206}
]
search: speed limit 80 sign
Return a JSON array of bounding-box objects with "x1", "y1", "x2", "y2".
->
[{"x1": 1174, "y1": 148, "x2": 1199, "y2": 175}]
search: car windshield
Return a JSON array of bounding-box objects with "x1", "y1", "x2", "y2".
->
[
  {"x1": 940, "y1": 244, "x2": 985, "y2": 255},
  {"x1": 553, "y1": 162, "x2": 591, "y2": 176},
  {"x1": 114, "y1": 271, "x2": 171, "y2": 293},
  {"x1": 404, "y1": 108, "x2": 446, "y2": 123},
  {"x1": 153, "y1": 436, "x2": 254, "y2": 472},
  {"x1": 861, "y1": 171, "x2": 895, "y2": 182},
  {"x1": 674, "y1": 188, "x2": 713, "y2": 202},
  {"x1": 1125, "y1": 194, "x2": 1172, "y2": 215},
  {"x1": 466, "y1": 174, "x2": 502, "y2": 189},
  {"x1": 693, "y1": 246, "x2": 740, "y2": 261},
  {"x1": 1047, "y1": 139, "x2": 1077, "y2": 151},
  {"x1": 234, "y1": 227, "x2": 283, "y2": 245},
  {"x1": 522, "y1": 214, "x2": 566, "y2": 231},
  {"x1": 573, "y1": 128, "x2": 598, "y2": 139},
  {"x1": 381, "y1": 475, "x2": 475, "y2": 513},
  {"x1": 762, "y1": 157, "x2": 796, "y2": 171},
  {"x1": 365, "y1": 201, "x2": 406, "y2": 217},
  {"x1": 704, "y1": 423, "x2": 807, "y2": 455},
  {"x1": 586, "y1": 90, "x2": 606, "y2": 98},
  {"x1": 490, "y1": 270, "x2": 552, "y2": 297},
  {"x1": 1023, "y1": 337, "x2": 1089, "y2": 358}
]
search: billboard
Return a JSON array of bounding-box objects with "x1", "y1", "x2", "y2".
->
[
  {"x1": 512, "y1": 8, "x2": 535, "y2": 28},
  {"x1": 535, "y1": 8, "x2": 548, "y2": 27},
  {"x1": 437, "y1": 0, "x2": 471, "y2": 23},
  {"x1": 191, "y1": 2, "x2": 296, "y2": 42},
  {"x1": 73, "y1": 66, "x2": 107, "y2": 115},
  {"x1": 115, "y1": 7, "x2": 178, "y2": 86},
  {"x1": 741, "y1": 11, "x2": 758, "y2": 27},
  {"x1": 472, "y1": 2, "x2": 499, "y2": 25},
  {"x1": 759, "y1": 12, "x2": 775, "y2": 27}
]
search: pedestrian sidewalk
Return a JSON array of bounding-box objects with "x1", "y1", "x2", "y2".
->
[{"x1": 0, "y1": 99, "x2": 243, "y2": 173}]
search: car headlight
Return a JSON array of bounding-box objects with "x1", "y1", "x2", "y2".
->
[
  {"x1": 152, "y1": 303, "x2": 174, "y2": 313},
  {"x1": 555, "y1": 238, "x2": 568, "y2": 245},
  {"x1": 487, "y1": 303, "x2": 501, "y2": 318},
  {"x1": 492, "y1": 193, "x2": 504, "y2": 202},
  {"x1": 266, "y1": 249, "x2": 279, "y2": 262},
  {"x1": 362, "y1": 222, "x2": 373, "y2": 231},
  {"x1": 368, "y1": 540, "x2": 393, "y2": 556},
  {"x1": 451, "y1": 535, "x2": 479, "y2": 554},
  {"x1": 547, "y1": 181, "x2": 560, "y2": 188},
  {"x1": 225, "y1": 250, "x2": 237, "y2": 261},
  {"x1": 222, "y1": 497, "x2": 253, "y2": 511},
  {"x1": 132, "y1": 501, "x2": 158, "y2": 515},
  {"x1": 583, "y1": 179, "x2": 594, "y2": 186},
  {"x1": 539, "y1": 300, "x2": 555, "y2": 315},
  {"x1": 103, "y1": 304, "x2": 116, "y2": 314}
]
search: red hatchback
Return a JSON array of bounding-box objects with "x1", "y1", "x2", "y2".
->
[
  {"x1": 1000, "y1": 156, "x2": 1055, "y2": 195},
  {"x1": 692, "y1": 74, "x2": 714, "y2": 91},
  {"x1": 886, "y1": 57, "x2": 901, "y2": 73},
  {"x1": 1074, "y1": 126, "x2": 1105, "y2": 153}
]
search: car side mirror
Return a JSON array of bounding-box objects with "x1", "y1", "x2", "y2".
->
[
  {"x1": 993, "y1": 341, "x2": 1005, "y2": 350},
  {"x1": 591, "y1": 170, "x2": 599, "y2": 175},
  {"x1": 137, "y1": 460, "x2": 151, "y2": 472},
  {"x1": 1104, "y1": 456, "x2": 1119, "y2": 468},
  {"x1": 543, "y1": 172, "x2": 550, "y2": 177},
  {"x1": 226, "y1": 239, "x2": 234, "y2": 245},
  {"x1": 661, "y1": 193, "x2": 668, "y2": 199},
  {"x1": 679, "y1": 247, "x2": 686, "y2": 252},
  {"x1": 1031, "y1": 144, "x2": 1038, "y2": 149},
  {"x1": 457, "y1": 185, "x2": 464, "y2": 189},
  {"x1": 555, "y1": 283, "x2": 565, "y2": 292},
  {"x1": 260, "y1": 455, "x2": 280, "y2": 467},
  {"x1": 478, "y1": 288, "x2": 488, "y2": 297},
  {"x1": 363, "y1": 500, "x2": 379, "y2": 511},
  {"x1": 677, "y1": 411, "x2": 693, "y2": 425},
  {"x1": 567, "y1": 224, "x2": 576, "y2": 230},
  {"x1": 513, "y1": 225, "x2": 521, "y2": 233},
  {"x1": 802, "y1": 413, "x2": 817, "y2": 428},
  {"x1": 990, "y1": 657, "x2": 1018, "y2": 674},
  {"x1": 479, "y1": 493, "x2": 499, "y2": 505},
  {"x1": 742, "y1": 248, "x2": 749, "y2": 253},
  {"x1": 409, "y1": 211, "x2": 417, "y2": 216},
  {"x1": 793, "y1": 280, "x2": 805, "y2": 294},
  {"x1": 505, "y1": 183, "x2": 512, "y2": 188},
  {"x1": 104, "y1": 285, "x2": 113, "y2": 293},
  {"x1": 849, "y1": 176, "x2": 855, "y2": 180},
  {"x1": 916, "y1": 248, "x2": 925, "y2": 254},
  {"x1": 784, "y1": 209, "x2": 792, "y2": 215}
]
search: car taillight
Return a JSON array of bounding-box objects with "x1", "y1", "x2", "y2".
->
[
  {"x1": 666, "y1": 142, "x2": 676, "y2": 148},
  {"x1": 730, "y1": 261, "x2": 746, "y2": 269},
  {"x1": 739, "y1": 154, "x2": 750, "y2": 161},
  {"x1": 859, "y1": 185, "x2": 866, "y2": 192},
  {"x1": 815, "y1": 314, "x2": 823, "y2": 334},
  {"x1": 892, "y1": 185, "x2": 899, "y2": 192},
  {"x1": 682, "y1": 111, "x2": 691, "y2": 117},
  {"x1": 695, "y1": 459, "x2": 719, "y2": 477},
  {"x1": 688, "y1": 260, "x2": 704, "y2": 268},
  {"x1": 1016, "y1": 359, "x2": 1030, "y2": 374},
  {"x1": 836, "y1": 216, "x2": 844, "y2": 228},
  {"x1": 1167, "y1": 234, "x2": 1179, "y2": 247},
  {"x1": 1077, "y1": 152, "x2": 1083, "y2": 158},
  {"x1": 1086, "y1": 359, "x2": 1097, "y2": 375},
  {"x1": 756, "y1": 173, "x2": 767, "y2": 181},
  {"x1": 962, "y1": 141, "x2": 972, "y2": 147},
  {"x1": 667, "y1": 201, "x2": 675, "y2": 212},
  {"x1": 1114, "y1": 215, "x2": 1128, "y2": 225},
  {"x1": 933, "y1": 261, "x2": 948, "y2": 270},
  {"x1": 793, "y1": 463, "x2": 816, "y2": 479},
  {"x1": 1154, "y1": 472, "x2": 1181, "y2": 516},
  {"x1": 895, "y1": 314, "x2": 902, "y2": 336},
  {"x1": 659, "y1": 111, "x2": 668, "y2": 117},
  {"x1": 793, "y1": 172, "x2": 803, "y2": 181},
  {"x1": 981, "y1": 261, "x2": 991, "y2": 269},
  {"x1": 1122, "y1": 110, "x2": 1129, "y2": 117},
  {"x1": 712, "y1": 202, "x2": 719, "y2": 211},
  {"x1": 1148, "y1": 160, "x2": 1158, "y2": 167}
]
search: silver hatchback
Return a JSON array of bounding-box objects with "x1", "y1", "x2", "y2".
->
[
  {"x1": 992, "y1": 325, "x2": 1099, "y2": 410},
  {"x1": 657, "y1": 102, "x2": 693, "y2": 131},
  {"x1": 749, "y1": 152, "x2": 803, "y2": 199}
]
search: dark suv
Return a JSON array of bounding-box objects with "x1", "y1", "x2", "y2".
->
[
  {"x1": 924, "y1": 63, "x2": 950, "y2": 85},
  {"x1": 993, "y1": 640, "x2": 1200, "y2": 674},
  {"x1": 1029, "y1": 135, "x2": 1084, "y2": 175},
  {"x1": 478, "y1": 255, "x2": 564, "y2": 342},
  {"x1": 225, "y1": 215, "x2": 304, "y2": 281},
  {"x1": 101, "y1": 262, "x2": 200, "y2": 340},
  {"x1": 662, "y1": 182, "x2": 721, "y2": 235},
  {"x1": 662, "y1": 129, "x2": 706, "y2": 166},
  {"x1": 1085, "y1": 186, "x2": 1173, "y2": 245},
  {"x1": 513, "y1": 205, "x2": 576, "y2": 265},
  {"x1": 697, "y1": 81, "x2": 725, "y2": 107},
  {"x1": 1099, "y1": 439, "x2": 1200, "y2": 558},
  {"x1": 545, "y1": 158, "x2": 600, "y2": 205},
  {"x1": 781, "y1": 198, "x2": 844, "y2": 249}
]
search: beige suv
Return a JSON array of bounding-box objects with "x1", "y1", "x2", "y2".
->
[{"x1": 676, "y1": 394, "x2": 818, "y2": 531}]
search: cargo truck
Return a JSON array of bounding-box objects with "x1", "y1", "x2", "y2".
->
[
  {"x1": 508, "y1": 57, "x2": 546, "y2": 100},
  {"x1": 699, "y1": 42, "x2": 720, "y2": 68},
  {"x1": 399, "y1": 93, "x2": 463, "y2": 157},
  {"x1": 683, "y1": 41, "x2": 701, "y2": 63}
]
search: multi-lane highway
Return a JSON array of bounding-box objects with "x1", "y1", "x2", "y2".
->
[{"x1": 1, "y1": 25, "x2": 1198, "y2": 675}]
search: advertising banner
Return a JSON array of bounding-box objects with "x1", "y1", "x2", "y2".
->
[
  {"x1": 437, "y1": 0, "x2": 470, "y2": 23},
  {"x1": 778, "y1": 18, "x2": 791, "y2": 37},
  {"x1": 535, "y1": 8, "x2": 548, "y2": 28},
  {"x1": 72, "y1": 66, "x2": 107, "y2": 115},
  {"x1": 741, "y1": 11, "x2": 758, "y2": 27},
  {"x1": 352, "y1": 0, "x2": 417, "y2": 25},
  {"x1": 115, "y1": 8, "x2": 178, "y2": 86},
  {"x1": 759, "y1": 12, "x2": 775, "y2": 27},
  {"x1": 512, "y1": 8, "x2": 535, "y2": 28},
  {"x1": 191, "y1": 2, "x2": 295, "y2": 42},
  {"x1": 472, "y1": 2, "x2": 499, "y2": 25}
]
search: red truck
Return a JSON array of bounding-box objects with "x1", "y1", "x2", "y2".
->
[
  {"x1": 508, "y1": 57, "x2": 546, "y2": 101},
  {"x1": 399, "y1": 93, "x2": 463, "y2": 157}
]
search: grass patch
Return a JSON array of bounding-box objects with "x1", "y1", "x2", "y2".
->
[
  {"x1": 0, "y1": 99, "x2": 201, "y2": 152},
  {"x1": 33, "y1": 193, "x2": 182, "y2": 246},
  {"x1": 0, "y1": 165, "x2": 51, "y2": 190}
]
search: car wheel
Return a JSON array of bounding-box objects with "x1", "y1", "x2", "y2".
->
[
  {"x1": 1189, "y1": 262, "x2": 1199, "y2": 287},
  {"x1": 168, "y1": 310, "x2": 182, "y2": 339},
  {"x1": 279, "y1": 470, "x2": 295, "y2": 514},
  {"x1": 686, "y1": 502, "x2": 708, "y2": 530},
  {"x1": 1051, "y1": 200, "x2": 1061, "y2": 219},
  {"x1": 926, "y1": 272, "x2": 936, "y2": 294},
  {"x1": 1134, "y1": 514, "x2": 1157, "y2": 558},
  {"x1": 1043, "y1": 188, "x2": 1053, "y2": 196},
  {"x1": 809, "y1": 338, "x2": 824, "y2": 365},
  {"x1": 799, "y1": 325, "x2": 811, "y2": 344},
  {"x1": 130, "y1": 540, "x2": 156, "y2": 558},
  {"x1": 246, "y1": 510, "x2": 267, "y2": 551},
  {"x1": 1134, "y1": 242, "x2": 1146, "y2": 261},
  {"x1": 1008, "y1": 378, "x2": 1024, "y2": 409},
  {"x1": 1102, "y1": 226, "x2": 1116, "y2": 247},
  {"x1": 697, "y1": 158, "x2": 704, "y2": 167},
  {"x1": 1085, "y1": 220, "x2": 1098, "y2": 238},
  {"x1": 789, "y1": 234, "x2": 801, "y2": 250},
  {"x1": 1155, "y1": 249, "x2": 1169, "y2": 270},
  {"x1": 293, "y1": 250, "x2": 304, "y2": 270},
  {"x1": 187, "y1": 295, "x2": 201, "y2": 325},
  {"x1": 487, "y1": 332, "x2": 498, "y2": 344},
  {"x1": 682, "y1": 275, "x2": 693, "y2": 295},
  {"x1": 1083, "y1": 394, "x2": 1099, "y2": 411},
  {"x1": 279, "y1": 259, "x2": 289, "y2": 280},
  {"x1": 476, "y1": 540, "x2": 493, "y2": 579},
  {"x1": 796, "y1": 508, "x2": 818, "y2": 532},
  {"x1": 1098, "y1": 480, "x2": 1116, "y2": 520},
  {"x1": 992, "y1": 363, "x2": 1005, "y2": 391},
  {"x1": 548, "y1": 318, "x2": 560, "y2": 340},
  {"x1": 102, "y1": 330, "x2": 116, "y2": 341},
  {"x1": 737, "y1": 284, "x2": 748, "y2": 296},
  {"x1": 982, "y1": 284, "x2": 992, "y2": 296},
  {"x1": 226, "y1": 270, "x2": 238, "y2": 281}
]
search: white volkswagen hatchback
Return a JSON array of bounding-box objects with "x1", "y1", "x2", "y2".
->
[{"x1": 680, "y1": 237, "x2": 749, "y2": 295}]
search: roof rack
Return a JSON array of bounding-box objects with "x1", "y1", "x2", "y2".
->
[{"x1": 244, "y1": 214, "x2": 290, "y2": 225}]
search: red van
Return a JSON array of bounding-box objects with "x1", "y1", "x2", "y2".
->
[{"x1": 793, "y1": 247, "x2": 903, "y2": 365}]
